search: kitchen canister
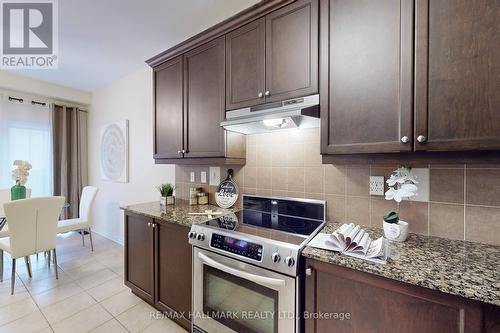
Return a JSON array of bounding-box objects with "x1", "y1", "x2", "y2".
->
[
  {"x1": 189, "y1": 187, "x2": 200, "y2": 205},
  {"x1": 197, "y1": 192, "x2": 209, "y2": 205}
]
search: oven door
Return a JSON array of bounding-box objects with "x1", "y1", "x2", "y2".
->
[{"x1": 193, "y1": 247, "x2": 296, "y2": 333}]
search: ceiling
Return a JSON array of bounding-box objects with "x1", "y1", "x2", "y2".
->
[{"x1": 6, "y1": 0, "x2": 260, "y2": 92}]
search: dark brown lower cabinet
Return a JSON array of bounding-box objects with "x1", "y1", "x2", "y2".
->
[
  {"x1": 303, "y1": 259, "x2": 493, "y2": 333},
  {"x1": 154, "y1": 222, "x2": 192, "y2": 331},
  {"x1": 124, "y1": 213, "x2": 154, "y2": 303},
  {"x1": 124, "y1": 212, "x2": 191, "y2": 331}
]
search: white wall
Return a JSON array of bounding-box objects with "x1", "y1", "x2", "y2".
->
[
  {"x1": 0, "y1": 71, "x2": 92, "y2": 105},
  {"x1": 88, "y1": 66, "x2": 175, "y2": 244}
]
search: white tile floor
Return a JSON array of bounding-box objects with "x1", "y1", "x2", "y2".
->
[{"x1": 0, "y1": 232, "x2": 187, "y2": 333}]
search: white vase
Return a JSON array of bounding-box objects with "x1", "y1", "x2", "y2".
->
[
  {"x1": 160, "y1": 196, "x2": 166, "y2": 207},
  {"x1": 383, "y1": 220, "x2": 409, "y2": 242},
  {"x1": 166, "y1": 196, "x2": 175, "y2": 205}
]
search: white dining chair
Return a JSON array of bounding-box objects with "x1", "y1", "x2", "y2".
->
[
  {"x1": 0, "y1": 196, "x2": 65, "y2": 294},
  {"x1": 57, "y1": 186, "x2": 98, "y2": 251},
  {"x1": 0, "y1": 188, "x2": 32, "y2": 239}
]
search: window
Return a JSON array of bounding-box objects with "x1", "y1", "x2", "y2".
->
[{"x1": 0, "y1": 97, "x2": 53, "y2": 197}]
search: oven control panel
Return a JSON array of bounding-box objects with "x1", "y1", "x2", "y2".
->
[{"x1": 210, "y1": 233, "x2": 263, "y2": 261}]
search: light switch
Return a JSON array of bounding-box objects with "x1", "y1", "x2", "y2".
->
[
  {"x1": 190, "y1": 171, "x2": 195, "y2": 183},
  {"x1": 209, "y1": 167, "x2": 220, "y2": 186},
  {"x1": 201, "y1": 171, "x2": 207, "y2": 183}
]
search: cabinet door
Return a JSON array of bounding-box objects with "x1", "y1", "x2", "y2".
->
[
  {"x1": 265, "y1": 0, "x2": 318, "y2": 103},
  {"x1": 304, "y1": 259, "x2": 482, "y2": 333},
  {"x1": 184, "y1": 37, "x2": 226, "y2": 158},
  {"x1": 154, "y1": 56, "x2": 184, "y2": 159},
  {"x1": 124, "y1": 213, "x2": 154, "y2": 303},
  {"x1": 320, "y1": 0, "x2": 413, "y2": 154},
  {"x1": 226, "y1": 18, "x2": 266, "y2": 110},
  {"x1": 414, "y1": 0, "x2": 500, "y2": 152},
  {"x1": 154, "y1": 222, "x2": 192, "y2": 331}
]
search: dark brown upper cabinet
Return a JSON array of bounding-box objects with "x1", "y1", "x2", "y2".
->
[
  {"x1": 321, "y1": 0, "x2": 500, "y2": 160},
  {"x1": 414, "y1": 0, "x2": 500, "y2": 152},
  {"x1": 265, "y1": 0, "x2": 318, "y2": 103},
  {"x1": 184, "y1": 37, "x2": 226, "y2": 158},
  {"x1": 153, "y1": 56, "x2": 183, "y2": 159},
  {"x1": 320, "y1": 0, "x2": 414, "y2": 155},
  {"x1": 226, "y1": 18, "x2": 266, "y2": 110},
  {"x1": 153, "y1": 38, "x2": 246, "y2": 164},
  {"x1": 225, "y1": 0, "x2": 318, "y2": 110}
]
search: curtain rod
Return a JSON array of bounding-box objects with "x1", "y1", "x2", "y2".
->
[
  {"x1": 5, "y1": 95, "x2": 88, "y2": 113},
  {"x1": 8, "y1": 96, "x2": 48, "y2": 107},
  {"x1": 1, "y1": 90, "x2": 89, "y2": 112}
]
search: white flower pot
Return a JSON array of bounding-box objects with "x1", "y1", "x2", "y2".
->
[
  {"x1": 166, "y1": 196, "x2": 175, "y2": 205},
  {"x1": 383, "y1": 220, "x2": 409, "y2": 242},
  {"x1": 160, "y1": 197, "x2": 166, "y2": 207}
]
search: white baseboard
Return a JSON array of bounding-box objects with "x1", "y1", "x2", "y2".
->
[{"x1": 92, "y1": 229, "x2": 124, "y2": 246}]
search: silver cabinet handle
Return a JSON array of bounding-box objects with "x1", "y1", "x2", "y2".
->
[
  {"x1": 264, "y1": 91, "x2": 270, "y2": 96},
  {"x1": 401, "y1": 136, "x2": 409, "y2": 144},
  {"x1": 417, "y1": 135, "x2": 427, "y2": 143},
  {"x1": 177, "y1": 150, "x2": 182, "y2": 154},
  {"x1": 305, "y1": 267, "x2": 312, "y2": 276},
  {"x1": 258, "y1": 92, "x2": 263, "y2": 98},
  {"x1": 147, "y1": 222, "x2": 151, "y2": 227},
  {"x1": 182, "y1": 149, "x2": 186, "y2": 154},
  {"x1": 151, "y1": 223, "x2": 156, "y2": 228}
]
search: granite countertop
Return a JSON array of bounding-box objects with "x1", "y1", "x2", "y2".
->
[
  {"x1": 120, "y1": 200, "x2": 236, "y2": 228},
  {"x1": 302, "y1": 222, "x2": 500, "y2": 306}
]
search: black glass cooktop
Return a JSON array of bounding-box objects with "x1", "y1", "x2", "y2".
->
[
  {"x1": 202, "y1": 209, "x2": 323, "y2": 236},
  {"x1": 201, "y1": 195, "x2": 325, "y2": 245}
]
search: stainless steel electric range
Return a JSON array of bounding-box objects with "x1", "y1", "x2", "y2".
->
[{"x1": 189, "y1": 195, "x2": 326, "y2": 333}]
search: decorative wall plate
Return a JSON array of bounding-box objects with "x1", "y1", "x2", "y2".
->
[
  {"x1": 100, "y1": 120, "x2": 129, "y2": 183},
  {"x1": 215, "y1": 169, "x2": 239, "y2": 209}
]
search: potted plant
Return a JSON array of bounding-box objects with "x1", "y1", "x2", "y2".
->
[
  {"x1": 157, "y1": 183, "x2": 175, "y2": 206},
  {"x1": 11, "y1": 160, "x2": 32, "y2": 200},
  {"x1": 383, "y1": 166, "x2": 418, "y2": 242}
]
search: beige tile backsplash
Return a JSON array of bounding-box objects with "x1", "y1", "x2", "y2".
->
[{"x1": 175, "y1": 128, "x2": 500, "y2": 246}]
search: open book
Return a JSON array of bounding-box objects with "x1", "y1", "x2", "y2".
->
[{"x1": 308, "y1": 223, "x2": 387, "y2": 264}]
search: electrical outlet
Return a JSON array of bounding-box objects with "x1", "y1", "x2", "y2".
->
[
  {"x1": 201, "y1": 171, "x2": 207, "y2": 183},
  {"x1": 190, "y1": 171, "x2": 195, "y2": 183},
  {"x1": 209, "y1": 167, "x2": 220, "y2": 186},
  {"x1": 369, "y1": 176, "x2": 385, "y2": 196}
]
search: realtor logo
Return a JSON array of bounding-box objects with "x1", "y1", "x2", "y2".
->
[{"x1": 1, "y1": 0, "x2": 58, "y2": 68}]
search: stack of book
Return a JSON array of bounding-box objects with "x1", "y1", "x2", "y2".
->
[{"x1": 308, "y1": 223, "x2": 387, "y2": 264}]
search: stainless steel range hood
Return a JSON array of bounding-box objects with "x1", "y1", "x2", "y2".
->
[{"x1": 221, "y1": 94, "x2": 319, "y2": 134}]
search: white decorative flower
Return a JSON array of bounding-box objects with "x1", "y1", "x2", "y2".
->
[
  {"x1": 11, "y1": 160, "x2": 32, "y2": 185},
  {"x1": 386, "y1": 166, "x2": 418, "y2": 186},
  {"x1": 385, "y1": 187, "x2": 397, "y2": 201},
  {"x1": 385, "y1": 167, "x2": 418, "y2": 203},
  {"x1": 385, "y1": 184, "x2": 418, "y2": 203}
]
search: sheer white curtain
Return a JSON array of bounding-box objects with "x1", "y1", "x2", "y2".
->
[{"x1": 0, "y1": 96, "x2": 53, "y2": 197}]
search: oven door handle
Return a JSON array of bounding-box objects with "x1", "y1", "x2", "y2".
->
[{"x1": 198, "y1": 252, "x2": 286, "y2": 288}]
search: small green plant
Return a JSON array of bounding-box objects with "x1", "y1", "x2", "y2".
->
[
  {"x1": 157, "y1": 183, "x2": 175, "y2": 197},
  {"x1": 383, "y1": 211, "x2": 399, "y2": 224}
]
